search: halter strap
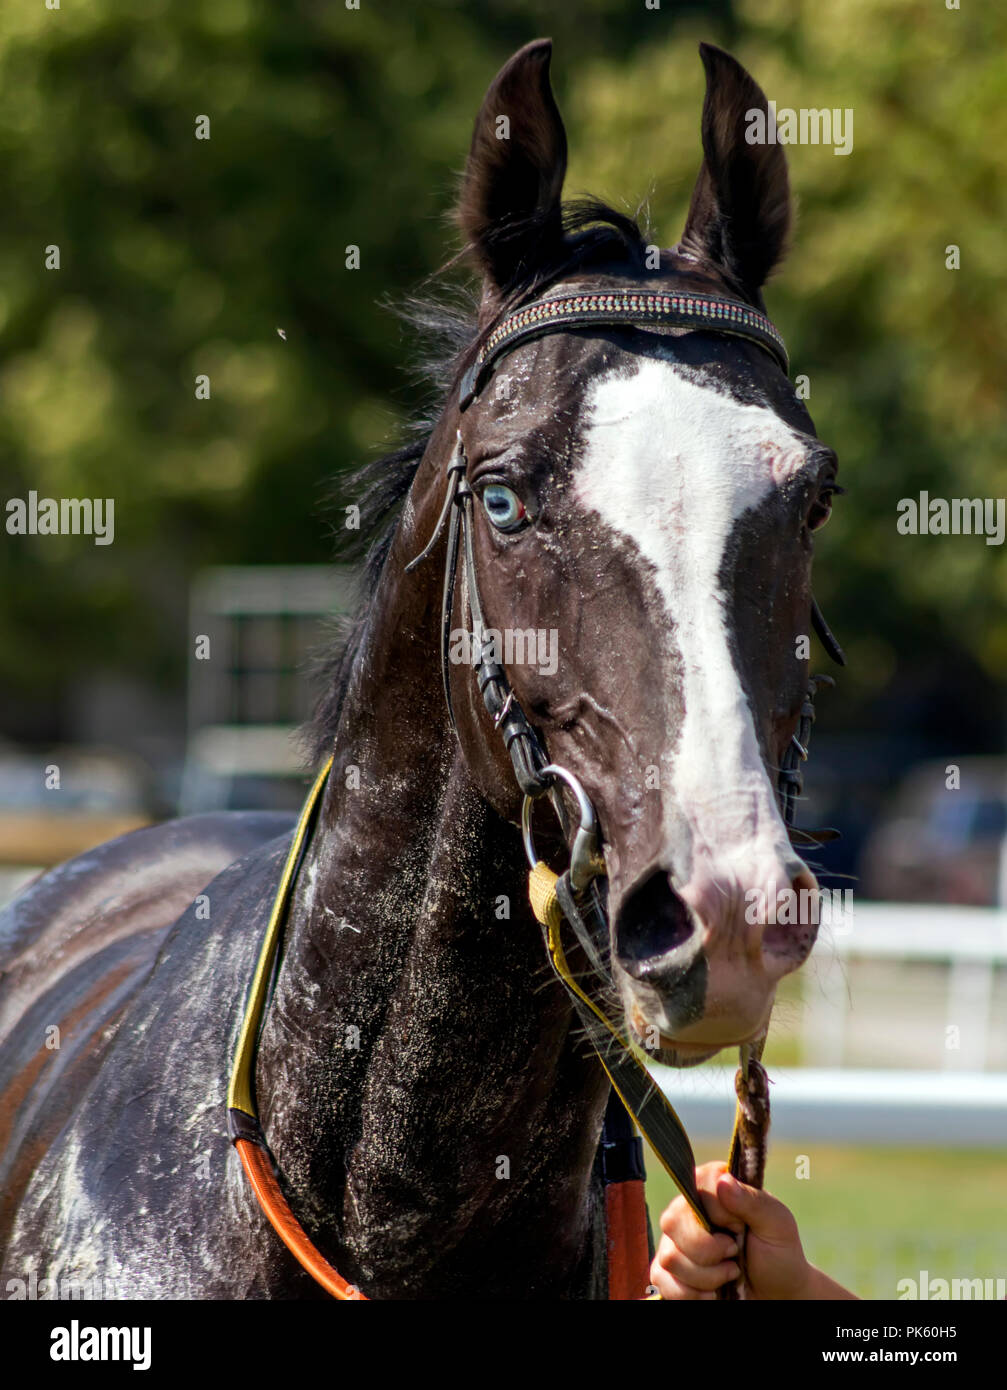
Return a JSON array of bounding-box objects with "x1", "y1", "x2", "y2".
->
[
  {"x1": 459, "y1": 288, "x2": 789, "y2": 410},
  {"x1": 227, "y1": 754, "x2": 365, "y2": 1300}
]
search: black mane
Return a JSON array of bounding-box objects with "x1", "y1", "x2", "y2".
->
[{"x1": 306, "y1": 198, "x2": 649, "y2": 762}]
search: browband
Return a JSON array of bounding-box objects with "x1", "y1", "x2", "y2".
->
[{"x1": 459, "y1": 288, "x2": 789, "y2": 410}]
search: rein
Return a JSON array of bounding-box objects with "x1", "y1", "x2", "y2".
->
[{"x1": 227, "y1": 287, "x2": 841, "y2": 1301}]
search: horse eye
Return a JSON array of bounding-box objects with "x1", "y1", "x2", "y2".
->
[
  {"x1": 481, "y1": 483, "x2": 528, "y2": 532},
  {"x1": 807, "y1": 487, "x2": 837, "y2": 532}
]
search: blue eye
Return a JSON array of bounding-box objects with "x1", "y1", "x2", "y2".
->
[{"x1": 481, "y1": 483, "x2": 528, "y2": 532}]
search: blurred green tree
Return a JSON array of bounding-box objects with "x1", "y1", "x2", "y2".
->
[{"x1": 0, "y1": 0, "x2": 1003, "y2": 750}]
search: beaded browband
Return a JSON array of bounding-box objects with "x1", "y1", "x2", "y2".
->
[{"x1": 458, "y1": 288, "x2": 789, "y2": 410}]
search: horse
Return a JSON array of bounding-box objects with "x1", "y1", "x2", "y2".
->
[{"x1": 0, "y1": 39, "x2": 841, "y2": 1300}]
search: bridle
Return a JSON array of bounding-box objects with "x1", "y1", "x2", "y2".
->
[{"x1": 227, "y1": 286, "x2": 843, "y2": 1300}]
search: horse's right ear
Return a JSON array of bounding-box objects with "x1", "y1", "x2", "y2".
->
[
  {"x1": 680, "y1": 44, "x2": 791, "y2": 304},
  {"x1": 457, "y1": 39, "x2": 567, "y2": 298}
]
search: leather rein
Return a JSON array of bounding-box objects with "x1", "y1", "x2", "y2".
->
[{"x1": 227, "y1": 286, "x2": 843, "y2": 1300}]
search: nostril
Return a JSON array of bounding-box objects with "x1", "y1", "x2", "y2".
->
[{"x1": 614, "y1": 869, "x2": 697, "y2": 974}]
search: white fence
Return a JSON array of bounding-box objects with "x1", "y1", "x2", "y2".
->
[
  {"x1": 802, "y1": 899, "x2": 1007, "y2": 1071},
  {"x1": 654, "y1": 1066, "x2": 1007, "y2": 1147},
  {"x1": 654, "y1": 900, "x2": 1007, "y2": 1147},
  {"x1": 180, "y1": 564, "x2": 358, "y2": 812}
]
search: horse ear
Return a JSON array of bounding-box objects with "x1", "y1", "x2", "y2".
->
[
  {"x1": 680, "y1": 44, "x2": 791, "y2": 302},
  {"x1": 457, "y1": 39, "x2": 567, "y2": 296}
]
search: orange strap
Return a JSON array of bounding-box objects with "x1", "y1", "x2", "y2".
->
[
  {"x1": 235, "y1": 1138, "x2": 367, "y2": 1300},
  {"x1": 605, "y1": 1178, "x2": 653, "y2": 1300},
  {"x1": 238, "y1": 1131, "x2": 651, "y2": 1300}
]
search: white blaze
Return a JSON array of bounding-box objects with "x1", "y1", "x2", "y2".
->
[{"x1": 575, "y1": 357, "x2": 810, "y2": 879}]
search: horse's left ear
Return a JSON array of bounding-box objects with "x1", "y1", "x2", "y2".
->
[
  {"x1": 457, "y1": 39, "x2": 567, "y2": 299},
  {"x1": 680, "y1": 44, "x2": 791, "y2": 303}
]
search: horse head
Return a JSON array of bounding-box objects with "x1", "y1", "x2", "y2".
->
[{"x1": 403, "y1": 40, "x2": 840, "y2": 1068}]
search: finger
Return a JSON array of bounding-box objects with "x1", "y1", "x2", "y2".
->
[
  {"x1": 659, "y1": 1163, "x2": 729, "y2": 1235},
  {"x1": 659, "y1": 1201, "x2": 741, "y2": 1262},
  {"x1": 716, "y1": 1173, "x2": 799, "y2": 1244},
  {"x1": 656, "y1": 1189, "x2": 745, "y2": 1256},
  {"x1": 649, "y1": 1260, "x2": 719, "y2": 1302},
  {"x1": 695, "y1": 1159, "x2": 731, "y2": 1190},
  {"x1": 654, "y1": 1230, "x2": 737, "y2": 1273},
  {"x1": 689, "y1": 1160, "x2": 749, "y2": 1233},
  {"x1": 654, "y1": 1235, "x2": 741, "y2": 1291},
  {"x1": 663, "y1": 1186, "x2": 743, "y2": 1237}
]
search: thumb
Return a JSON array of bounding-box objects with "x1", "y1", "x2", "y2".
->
[{"x1": 716, "y1": 1174, "x2": 795, "y2": 1244}]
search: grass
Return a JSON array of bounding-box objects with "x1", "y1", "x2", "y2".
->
[{"x1": 644, "y1": 1141, "x2": 1007, "y2": 1299}]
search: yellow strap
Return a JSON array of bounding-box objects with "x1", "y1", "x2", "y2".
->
[
  {"x1": 528, "y1": 860, "x2": 563, "y2": 931},
  {"x1": 532, "y1": 870, "x2": 712, "y2": 1232},
  {"x1": 228, "y1": 755, "x2": 334, "y2": 1117}
]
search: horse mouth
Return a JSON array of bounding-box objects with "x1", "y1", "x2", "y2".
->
[{"x1": 628, "y1": 1004, "x2": 766, "y2": 1068}]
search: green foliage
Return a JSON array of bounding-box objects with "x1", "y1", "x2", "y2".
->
[
  {"x1": 0, "y1": 0, "x2": 1003, "y2": 727},
  {"x1": 567, "y1": 0, "x2": 1007, "y2": 698}
]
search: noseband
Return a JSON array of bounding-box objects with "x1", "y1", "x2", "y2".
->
[{"x1": 228, "y1": 287, "x2": 843, "y2": 1301}]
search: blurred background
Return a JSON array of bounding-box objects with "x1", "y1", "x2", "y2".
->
[{"x1": 1, "y1": 0, "x2": 1005, "y2": 1298}]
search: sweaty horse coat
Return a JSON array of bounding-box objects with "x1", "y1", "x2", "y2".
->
[{"x1": 0, "y1": 39, "x2": 839, "y2": 1299}]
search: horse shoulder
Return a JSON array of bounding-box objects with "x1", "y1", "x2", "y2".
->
[
  {"x1": 0, "y1": 811, "x2": 293, "y2": 1030},
  {"x1": 0, "y1": 811, "x2": 293, "y2": 1267}
]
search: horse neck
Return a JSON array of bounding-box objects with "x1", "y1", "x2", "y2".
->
[{"x1": 254, "y1": 515, "x2": 609, "y2": 1296}]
